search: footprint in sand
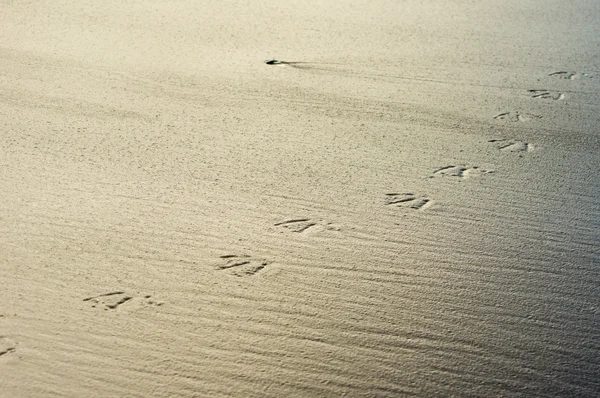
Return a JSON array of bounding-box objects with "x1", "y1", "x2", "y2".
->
[
  {"x1": 83, "y1": 291, "x2": 163, "y2": 310},
  {"x1": 384, "y1": 193, "x2": 433, "y2": 210},
  {"x1": 431, "y1": 165, "x2": 494, "y2": 179},
  {"x1": 218, "y1": 255, "x2": 270, "y2": 277},
  {"x1": 488, "y1": 139, "x2": 534, "y2": 153},
  {"x1": 528, "y1": 89, "x2": 564, "y2": 100},
  {"x1": 549, "y1": 71, "x2": 592, "y2": 80},
  {"x1": 494, "y1": 111, "x2": 542, "y2": 122},
  {"x1": 274, "y1": 218, "x2": 341, "y2": 234}
]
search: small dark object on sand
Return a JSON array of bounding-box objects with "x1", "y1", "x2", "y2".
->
[{"x1": 264, "y1": 59, "x2": 328, "y2": 70}]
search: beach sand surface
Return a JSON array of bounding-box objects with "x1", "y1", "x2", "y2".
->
[{"x1": 1, "y1": 0, "x2": 599, "y2": 396}]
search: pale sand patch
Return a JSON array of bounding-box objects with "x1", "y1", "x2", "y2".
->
[{"x1": 1, "y1": 0, "x2": 599, "y2": 396}]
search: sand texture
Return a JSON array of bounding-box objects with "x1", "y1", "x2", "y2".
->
[{"x1": 1, "y1": 0, "x2": 599, "y2": 396}]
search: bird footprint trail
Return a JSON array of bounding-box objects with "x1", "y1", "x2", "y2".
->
[
  {"x1": 488, "y1": 139, "x2": 534, "y2": 153},
  {"x1": 549, "y1": 71, "x2": 592, "y2": 80},
  {"x1": 494, "y1": 112, "x2": 542, "y2": 122},
  {"x1": 274, "y1": 218, "x2": 341, "y2": 234},
  {"x1": 432, "y1": 165, "x2": 494, "y2": 179},
  {"x1": 528, "y1": 90, "x2": 564, "y2": 100},
  {"x1": 83, "y1": 292, "x2": 162, "y2": 310},
  {"x1": 218, "y1": 255, "x2": 269, "y2": 277},
  {"x1": 274, "y1": 219, "x2": 317, "y2": 233},
  {"x1": 384, "y1": 193, "x2": 432, "y2": 210}
]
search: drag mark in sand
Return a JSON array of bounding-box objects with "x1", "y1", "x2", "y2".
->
[
  {"x1": 432, "y1": 165, "x2": 494, "y2": 179},
  {"x1": 0, "y1": 337, "x2": 17, "y2": 358},
  {"x1": 494, "y1": 112, "x2": 542, "y2": 122},
  {"x1": 488, "y1": 139, "x2": 534, "y2": 153},
  {"x1": 384, "y1": 193, "x2": 432, "y2": 210},
  {"x1": 83, "y1": 291, "x2": 126, "y2": 301},
  {"x1": 528, "y1": 90, "x2": 564, "y2": 100},
  {"x1": 218, "y1": 255, "x2": 269, "y2": 277},
  {"x1": 549, "y1": 71, "x2": 592, "y2": 80}
]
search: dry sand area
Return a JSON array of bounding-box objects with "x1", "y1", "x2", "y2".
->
[{"x1": 1, "y1": 0, "x2": 600, "y2": 396}]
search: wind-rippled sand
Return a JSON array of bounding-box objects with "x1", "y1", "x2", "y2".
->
[{"x1": 1, "y1": 0, "x2": 599, "y2": 396}]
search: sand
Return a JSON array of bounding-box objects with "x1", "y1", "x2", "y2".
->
[{"x1": 1, "y1": 0, "x2": 599, "y2": 396}]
